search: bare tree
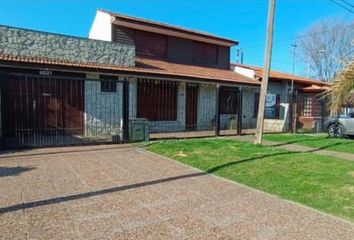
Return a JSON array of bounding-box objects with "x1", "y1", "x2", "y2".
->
[{"x1": 298, "y1": 18, "x2": 354, "y2": 82}]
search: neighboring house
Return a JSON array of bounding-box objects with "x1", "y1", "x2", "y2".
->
[
  {"x1": 232, "y1": 64, "x2": 329, "y2": 132},
  {"x1": 0, "y1": 10, "x2": 260, "y2": 148}
]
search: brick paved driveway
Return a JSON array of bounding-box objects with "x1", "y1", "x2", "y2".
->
[{"x1": 0, "y1": 145, "x2": 353, "y2": 239}]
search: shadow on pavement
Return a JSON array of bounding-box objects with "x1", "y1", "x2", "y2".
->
[{"x1": 0, "y1": 166, "x2": 36, "y2": 177}]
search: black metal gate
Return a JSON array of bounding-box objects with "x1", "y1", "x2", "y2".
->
[{"x1": 0, "y1": 73, "x2": 126, "y2": 148}]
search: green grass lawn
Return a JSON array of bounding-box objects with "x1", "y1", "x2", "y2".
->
[
  {"x1": 263, "y1": 133, "x2": 354, "y2": 154},
  {"x1": 146, "y1": 138, "x2": 354, "y2": 221}
]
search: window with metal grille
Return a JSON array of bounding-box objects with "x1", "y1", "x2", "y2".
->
[
  {"x1": 137, "y1": 79, "x2": 178, "y2": 121},
  {"x1": 101, "y1": 81, "x2": 117, "y2": 93},
  {"x1": 100, "y1": 75, "x2": 117, "y2": 93}
]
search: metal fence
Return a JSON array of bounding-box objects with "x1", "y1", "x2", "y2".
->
[{"x1": 0, "y1": 73, "x2": 128, "y2": 148}]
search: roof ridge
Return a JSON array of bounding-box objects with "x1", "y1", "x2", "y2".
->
[{"x1": 98, "y1": 9, "x2": 238, "y2": 45}]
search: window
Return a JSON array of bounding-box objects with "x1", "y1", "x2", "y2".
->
[
  {"x1": 101, "y1": 81, "x2": 117, "y2": 93},
  {"x1": 135, "y1": 30, "x2": 167, "y2": 58},
  {"x1": 300, "y1": 94, "x2": 322, "y2": 117},
  {"x1": 100, "y1": 75, "x2": 117, "y2": 93},
  {"x1": 220, "y1": 87, "x2": 238, "y2": 114},
  {"x1": 137, "y1": 79, "x2": 178, "y2": 121},
  {"x1": 192, "y1": 41, "x2": 218, "y2": 65},
  {"x1": 302, "y1": 96, "x2": 312, "y2": 117},
  {"x1": 254, "y1": 93, "x2": 281, "y2": 119}
]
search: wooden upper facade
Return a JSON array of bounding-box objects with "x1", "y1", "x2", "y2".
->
[{"x1": 94, "y1": 10, "x2": 237, "y2": 70}]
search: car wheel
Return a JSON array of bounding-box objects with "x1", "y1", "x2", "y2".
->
[{"x1": 328, "y1": 124, "x2": 344, "y2": 138}]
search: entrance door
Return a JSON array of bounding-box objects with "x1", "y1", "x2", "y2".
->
[{"x1": 185, "y1": 83, "x2": 198, "y2": 130}]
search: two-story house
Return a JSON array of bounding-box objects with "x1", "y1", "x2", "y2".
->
[
  {"x1": 88, "y1": 10, "x2": 263, "y2": 135},
  {"x1": 0, "y1": 9, "x2": 262, "y2": 148}
]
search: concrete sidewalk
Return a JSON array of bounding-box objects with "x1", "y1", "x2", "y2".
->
[
  {"x1": 233, "y1": 135, "x2": 354, "y2": 161},
  {"x1": 0, "y1": 145, "x2": 353, "y2": 239}
]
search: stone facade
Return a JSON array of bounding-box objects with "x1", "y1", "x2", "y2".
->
[
  {"x1": 0, "y1": 25, "x2": 135, "y2": 66},
  {"x1": 197, "y1": 84, "x2": 217, "y2": 130},
  {"x1": 84, "y1": 77, "x2": 123, "y2": 139},
  {"x1": 241, "y1": 87, "x2": 258, "y2": 129}
]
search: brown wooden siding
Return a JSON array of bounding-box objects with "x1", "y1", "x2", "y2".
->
[
  {"x1": 192, "y1": 41, "x2": 218, "y2": 65},
  {"x1": 113, "y1": 25, "x2": 230, "y2": 68},
  {"x1": 135, "y1": 31, "x2": 167, "y2": 58},
  {"x1": 113, "y1": 26, "x2": 135, "y2": 45}
]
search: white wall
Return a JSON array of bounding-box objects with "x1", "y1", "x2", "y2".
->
[
  {"x1": 88, "y1": 10, "x2": 113, "y2": 41},
  {"x1": 233, "y1": 66, "x2": 256, "y2": 79}
]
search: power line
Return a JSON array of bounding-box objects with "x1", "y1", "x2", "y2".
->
[
  {"x1": 241, "y1": 21, "x2": 354, "y2": 50},
  {"x1": 330, "y1": 0, "x2": 354, "y2": 13},
  {"x1": 339, "y1": 0, "x2": 354, "y2": 8}
]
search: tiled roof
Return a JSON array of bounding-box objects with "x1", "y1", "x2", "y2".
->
[
  {"x1": 232, "y1": 63, "x2": 328, "y2": 86},
  {"x1": 100, "y1": 9, "x2": 238, "y2": 46},
  {"x1": 135, "y1": 57, "x2": 259, "y2": 85},
  {"x1": 0, "y1": 54, "x2": 259, "y2": 85},
  {"x1": 301, "y1": 84, "x2": 330, "y2": 92}
]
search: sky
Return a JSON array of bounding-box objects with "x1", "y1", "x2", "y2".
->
[{"x1": 0, "y1": 0, "x2": 353, "y2": 76}]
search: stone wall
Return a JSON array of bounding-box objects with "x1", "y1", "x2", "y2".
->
[
  {"x1": 242, "y1": 87, "x2": 258, "y2": 129},
  {"x1": 85, "y1": 78, "x2": 123, "y2": 138},
  {"x1": 263, "y1": 119, "x2": 286, "y2": 132},
  {"x1": 129, "y1": 78, "x2": 137, "y2": 119},
  {"x1": 197, "y1": 83, "x2": 216, "y2": 130},
  {"x1": 0, "y1": 25, "x2": 135, "y2": 66}
]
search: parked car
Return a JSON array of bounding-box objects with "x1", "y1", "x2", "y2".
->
[{"x1": 324, "y1": 112, "x2": 354, "y2": 138}]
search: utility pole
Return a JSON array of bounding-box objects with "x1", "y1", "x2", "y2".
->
[
  {"x1": 254, "y1": 0, "x2": 276, "y2": 144},
  {"x1": 289, "y1": 42, "x2": 297, "y2": 133},
  {"x1": 237, "y1": 49, "x2": 244, "y2": 64}
]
